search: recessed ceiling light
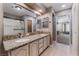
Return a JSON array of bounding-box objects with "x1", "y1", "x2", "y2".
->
[
  {"x1": 62, "y1": 4, "x2": 66, "y2": 8},
  {"x1": 39, "y1": 9, "x2": 42, "y2": 12},
  {"x1": 17, "y1": 7, "x2": 21, "y2": 10}
]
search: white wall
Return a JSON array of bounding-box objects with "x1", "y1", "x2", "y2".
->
[
  {"x1": 71, "y1": 4, "x2": 79, "y2": 56},
  {"x1": 4, "y1": 18, "x2": 24, "y2": 35},
  {"x1": 56, "y1": 9, "x2": 72, "y2": 16}
]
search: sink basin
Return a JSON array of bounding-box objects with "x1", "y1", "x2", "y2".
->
[{"x1": 15, "y1": 39, "x2": 30, "y2": 42}]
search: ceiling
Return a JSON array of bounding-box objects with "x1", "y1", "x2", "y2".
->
[
  {"x1": 3, "y1": 3, "x2": 36, "y2": 19},
  {"x1": 42, "y1": 3, "x2": 72, "y2": 12},
  {"x1": 3, "y1": 3, "x2": 73, "y2": 18},
  {"x1": 24, "y1": 3, "x2": 47, "y2": 14}
]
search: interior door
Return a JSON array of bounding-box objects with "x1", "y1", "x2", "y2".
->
[{"x1": 27, "y1": 20, "x2": 32, "y2": 32}]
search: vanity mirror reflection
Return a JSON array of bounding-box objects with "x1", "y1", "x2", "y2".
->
[
  {"x1": 37, "y1": 19, "x2": 41, "y2": 29},
  {"x1": 42, "y1": 17, "x2": 49, "y2": 28},
  {"x1": 3, "y1": 3, "x2": 36, "y2": 41}
]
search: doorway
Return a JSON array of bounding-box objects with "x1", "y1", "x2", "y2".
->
[{"x1": 27, "y1": 20, "x2": 32, "y2": 33}]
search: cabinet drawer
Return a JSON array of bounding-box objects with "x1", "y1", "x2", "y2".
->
[{"x1": 11, "y1": 45, "x2": 29, "y2": 56}]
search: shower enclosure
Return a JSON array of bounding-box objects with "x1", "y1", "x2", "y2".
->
[{"x1": 56, "y1": 15, "x2": 71, "y2": 45}]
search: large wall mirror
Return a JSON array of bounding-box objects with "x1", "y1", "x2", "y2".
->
[
  {"x1": 42, "y1": 17, "x2": 49, "y2": 28},
  {"x1": 37, "y1": 19, "x2": 41, "y2": 29},
  {"x1": 3, "y1": 3, "x2": 36, "y2": 41}
]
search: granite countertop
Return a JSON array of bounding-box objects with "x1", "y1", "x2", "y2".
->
[{"x1": 3, "y1": 33, "x2": 49, "y2": 51}]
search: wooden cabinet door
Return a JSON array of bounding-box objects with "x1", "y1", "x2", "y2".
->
[
  {"x1": 47, "y1": 36, "x2": 50, "y2": 46},
  {"x1": 44, "y1": 36, "x2": 50, "y2": 49},
  {"x1": 29, "y1": 41, "x2": 39, "y2": 56},
  {"x1": 38, "y1": 38, "x2": 44, "y2": 54},
  {"x1": 11, "y1": 45, "x2": 29, "y2": 56}
]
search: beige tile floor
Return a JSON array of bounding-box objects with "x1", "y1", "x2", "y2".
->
[{"x1": 41, "y1": 43, "x2": 71, "y2": 56}]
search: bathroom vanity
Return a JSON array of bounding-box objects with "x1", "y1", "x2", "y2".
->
[{"x1": 3, "y1": 33, "x2": 50, "y2": 56}]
